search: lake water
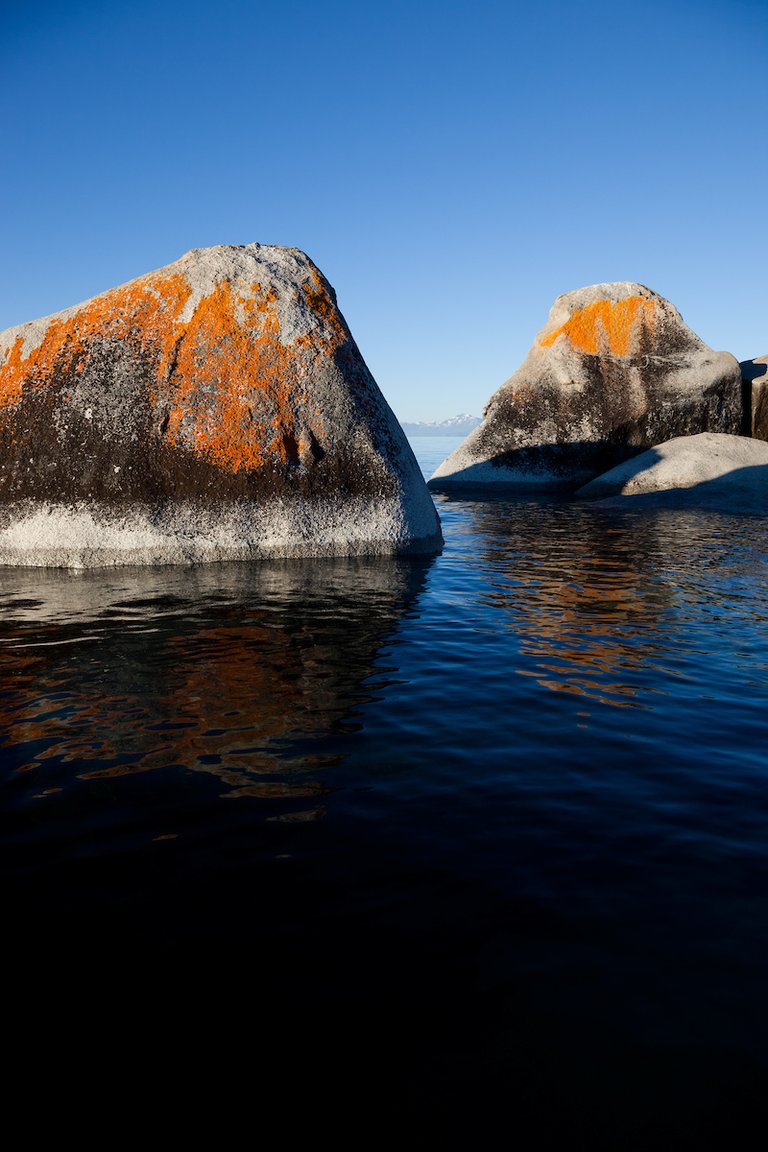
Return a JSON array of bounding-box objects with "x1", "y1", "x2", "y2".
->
[{"x1": 2, "y1": 434, "x2": 767, "y2": 1144}]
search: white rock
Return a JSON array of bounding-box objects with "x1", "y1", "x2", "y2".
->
[{"x1": 576, "y1": 432, "x2": 768, "y2": 511}]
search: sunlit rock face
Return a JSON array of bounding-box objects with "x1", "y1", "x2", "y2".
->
[
  {"x1": 0, "y1": 243, "x2": 442, "y2": 566},
  {"x1": 429, "y1": 282, "x2": 742, "y2": 492},
  {"x1": 576, "y1": 431, "x2": 768, "y2": 511},
  {"x1": 741, "y1": 356, "x2": 768, "y2": 442}
]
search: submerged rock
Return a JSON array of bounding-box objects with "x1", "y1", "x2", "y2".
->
[
  {"x1": 0, "y1": 243, "x2": 442, "y2": 566},
  {"x1": 741, "y1": 356, "x2": 768, "y2": 441},
  {"x1": 429, "y1": 282, "x2": 742, "y2": 492},
  {"x1": 576, "y1": 432, "x2": 768, "y2": 511}
]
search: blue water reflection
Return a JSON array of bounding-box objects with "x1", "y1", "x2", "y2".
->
[{"x1": 2, "y1": 436, "x2": 767, "y2": 1145}]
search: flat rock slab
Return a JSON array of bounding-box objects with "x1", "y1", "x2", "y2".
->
[
  {"x1": 576, "y1": 432, "x2": 768, "y2": 512},
  {"x1": 430, "y1": 282, "x2": 742, "y2": 493},
  {"x1": 0, "y1": 243, "x2": 442, "y2": 566}
]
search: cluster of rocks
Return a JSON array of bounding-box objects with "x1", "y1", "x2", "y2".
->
[
  {"x1": 0, "y1": 251, "x2": 763, "y2": 569},
  {"x1": 429, "y1": 281, "x2": 767, "y2": 509}
]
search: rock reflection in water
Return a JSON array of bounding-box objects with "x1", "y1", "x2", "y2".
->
[
  {"x1": 0, "y1": 556, "x2": 430, "y2": 811},
  {"x1": 449, "y1": 495, "x2": 768, "y2": 710}
]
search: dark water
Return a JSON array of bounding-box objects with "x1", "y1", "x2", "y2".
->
[{"x1": 3, "y1": 435, "x2": 768, "y2": 1143}]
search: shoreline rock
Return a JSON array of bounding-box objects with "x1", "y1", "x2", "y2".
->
[
  {"x1": 575, "y1": 432, "x2": 768, "y2": 512},
  {"x1": 740, "y1": 356, "x2": 768, "y2": 441},
  {"x1": 429, "y1": 282, "x2": 742, "y2": 493},
  {"x1": 0, "y1": 243, "x2": 442, "y2": 567}
]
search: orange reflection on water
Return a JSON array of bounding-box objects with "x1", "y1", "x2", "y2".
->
[
  {"x1": 0, "y1": 559, "x2": 426, "y2": 808},
  {"x1": 464, "y1": 503, "x2": 685, "y2": 711}
]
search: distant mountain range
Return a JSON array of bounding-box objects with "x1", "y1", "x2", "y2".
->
[{"x1": 399, "y1": 413, "x2": 482, "y2": 437}]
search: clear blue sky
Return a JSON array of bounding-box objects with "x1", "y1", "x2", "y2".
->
[{"x1": 1, "y1": 0, "x2": 766, "y2": 421}]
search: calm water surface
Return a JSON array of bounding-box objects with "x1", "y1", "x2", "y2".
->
[{"x1": 3, "y1": 435, "x2": 768, "y2": 1143}]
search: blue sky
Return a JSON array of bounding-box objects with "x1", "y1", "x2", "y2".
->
[{"x1": 1, "y1": 0, "x2": 766, "y2": 421}]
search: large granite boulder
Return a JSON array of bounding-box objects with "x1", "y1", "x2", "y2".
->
[
  {"x1": 741, "y1": 356, "x2": 768, "y2": 441},
  {"x1": 576, "y1": 432, "x2": 768, "y2": 512},
  {"x1": 429, "y1": 282, "x2": 742, "y2": 492},
  {"x1": 0, "y1": 243, "x2": 442, "y2": 566}
]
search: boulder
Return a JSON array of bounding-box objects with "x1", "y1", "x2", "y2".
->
[
  {"x1": 429, "y1": 282, "x2": 742, "y2": 492},
  {"x1": 0, "y1": 243, "x2": 442, "y2": 566},
  {"x1": 740, "y1": 356, "x2": 768, "y2": 441},
  {"x1": 576, "y1": 432, "x2": 768, "y2": 512}
]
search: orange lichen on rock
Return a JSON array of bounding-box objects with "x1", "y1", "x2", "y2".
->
[
  {"x1": 0, "y1": 268, "x2": 347, "y2": 473},
  {"x1": 0, "y1": 338, "x2": 27, "y2": 408},
  {"x1": 303, "y1": 273, "x2": 337, "y2": 327},
  {"x1": 539, "y1": 297, "x2": 657, "y2": 357},
  {"x1": 165, "y1": 281, "x2": 303, "y2": 471},
  {"x1": 164, "y1": 277, "x2": 341, "y2": 472},
  {"x1": 0, "y1": 271, "x2": 192, "y2": 411}
]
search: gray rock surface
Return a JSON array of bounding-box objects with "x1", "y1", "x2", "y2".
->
[
  {"x1": 0, "y1": 243, "x2": 442, "y2": 566},
  {"x1": 740, "y1": 356, "x2": 768, "y2": 441},
  {"x1": 429, "y1": 282, "x2": 742, "y2": 493},
  {"x1": 576, "y1": 432, "x2": 768, "y2": 511}
]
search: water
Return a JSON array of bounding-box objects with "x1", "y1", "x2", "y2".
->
[{"x1": 3, "y1": 435, "x2": 768, "y2": 1143}]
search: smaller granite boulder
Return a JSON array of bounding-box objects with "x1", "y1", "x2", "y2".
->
[
  {"x1": 429, "y1": 282, "x2": 742, "y2": 493},
  {"x1": 740, "y1": 356, "x2": 768, "y2": 441},
  {"x1": 576, "y1": 432, "x2": 768, "y2": 512}
]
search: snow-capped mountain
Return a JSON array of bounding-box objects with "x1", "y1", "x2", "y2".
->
[{"x1": 399, "y1": 413, "x2": 481, "y2": 438}]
